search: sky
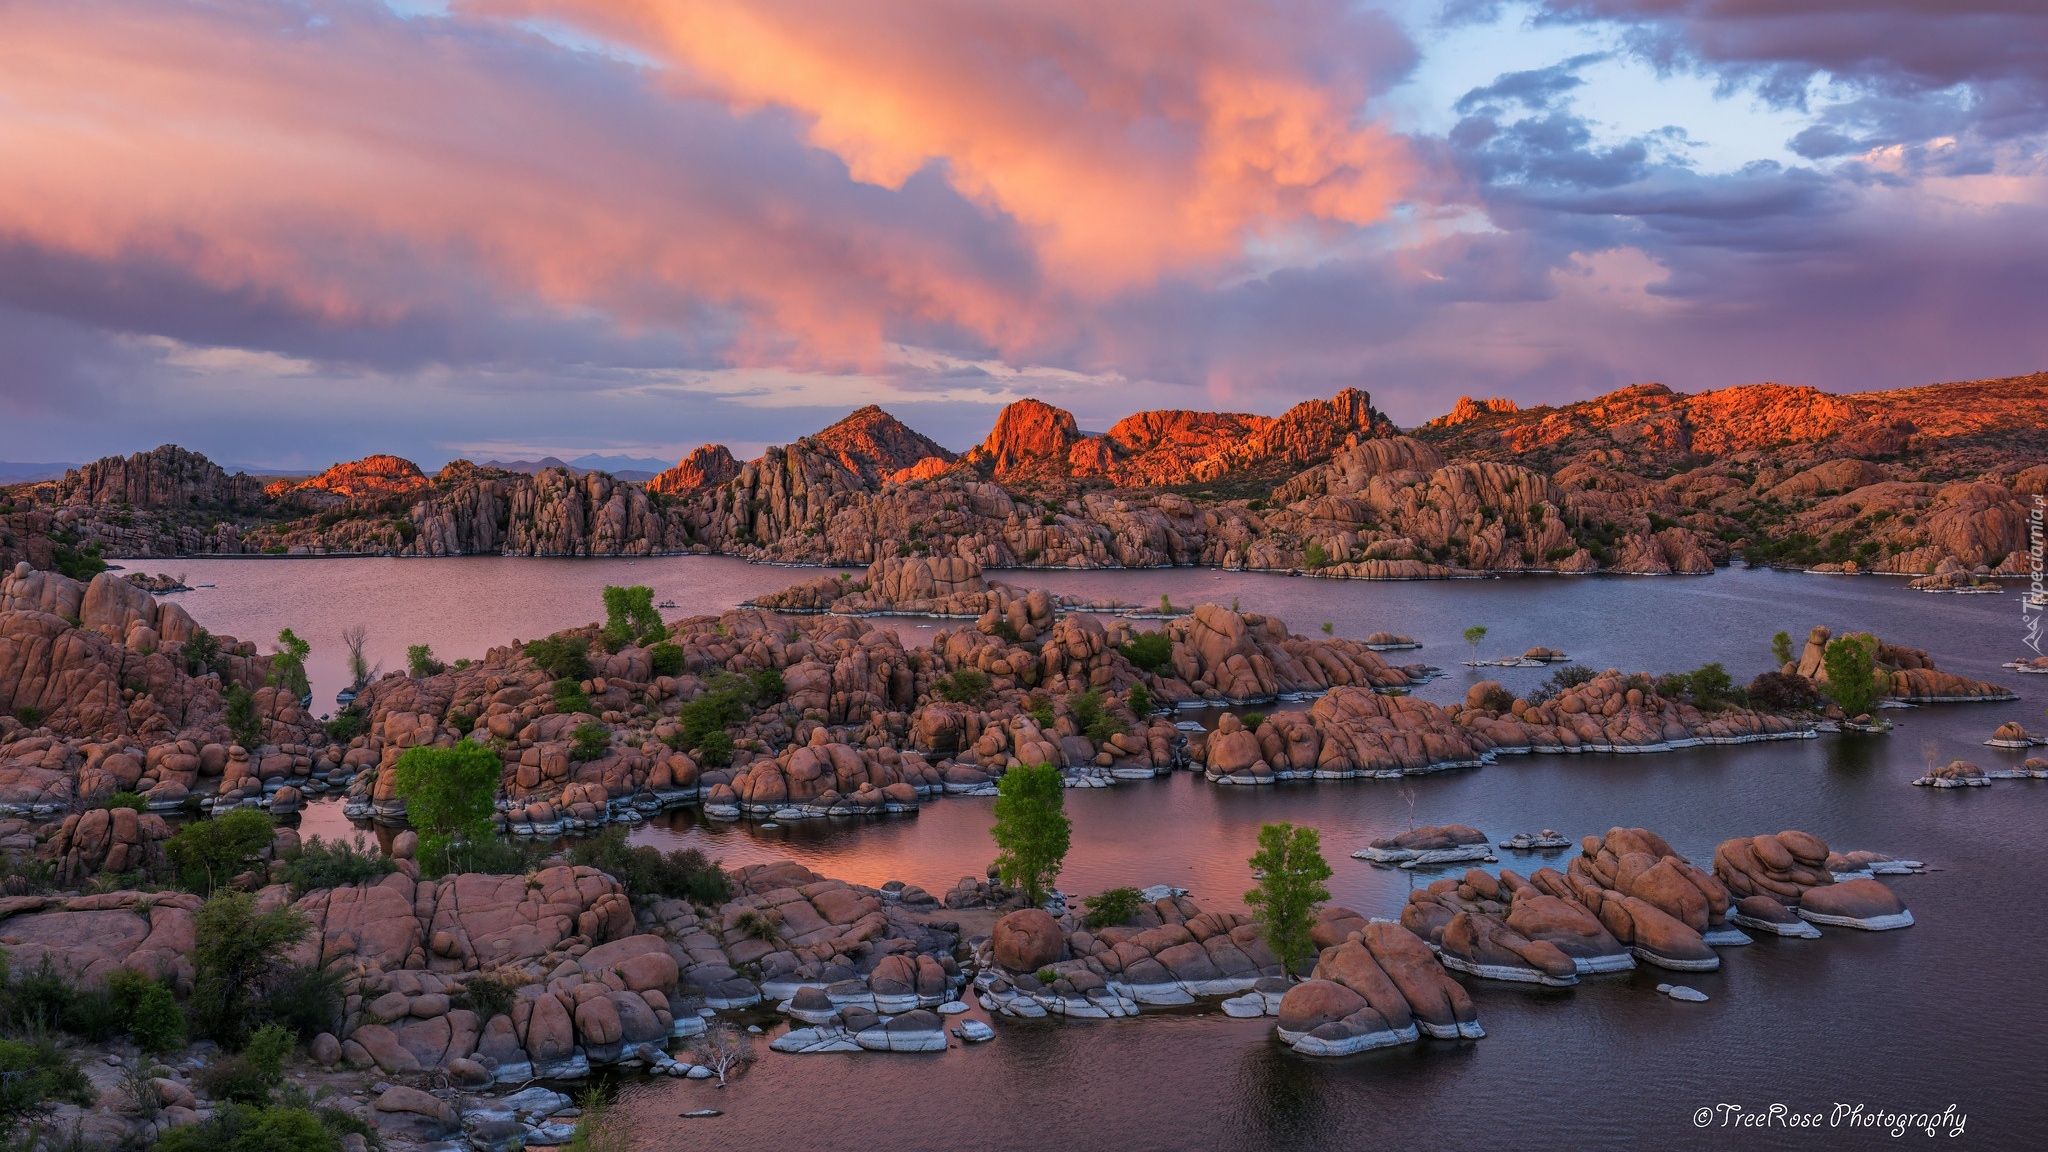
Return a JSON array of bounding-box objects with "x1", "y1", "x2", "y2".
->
[{"x1": 2, "y1": 0, "x2": 2044, "y2": 470}]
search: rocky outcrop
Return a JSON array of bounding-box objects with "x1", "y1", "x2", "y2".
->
[
  {"x1": 646, "y1": 444, "x2": 741, "y2": 496},
  {"x1": 1353, "y1": 825, "x2": 1494, "y2": 867},
  {"x1": 52, "y1": 445, "x2": 265, "y2": 510},
  {"x1": 1400, "y1": 868, "x2": 1633, "y2": 984},
  {"x1": 808, "y1": 406, "x2": 957, "y2": 486},
  {"x1": 264, "y1": 455, "x2": 429, "y2": 506},
  {"x1": 1791, "y1": 625, "x2": 2015, "y2": 702},
  {"x1": 1522, "y1": 827, "x2": 1736, "y2": 970},
  {"x1": 974, "y1": 891, "x2": 1284, "y2": 1017},
  {"x1": 1275, "y1": 919, "x2": 1483, "y2": 1055}
]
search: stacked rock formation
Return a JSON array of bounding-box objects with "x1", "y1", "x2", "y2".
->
[
  {"x1": 1400, "y1": 868, "x2": 1634, "y2": 984},
  {"x1": 1713, "y1": 830, "x2": 1914, "y2": 932},
  {"x1": 1353, "y1": 825, "x2": 1495, "y2": 867},
  {"x1": 1274, "y1": 918, "x2": 1484, "y2": 1055},
  {"x1": 1790, "y1": 625, "x2": 2015, "y2": 703},
  {"x1": 974, "y1": 897, "x2": 1285, "y2": 1018},
  {"x1": 1522, "y1": 827, "x2": 1738, "y2": 970}
]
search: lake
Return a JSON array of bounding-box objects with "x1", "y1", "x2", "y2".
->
[{"x1": 157, "y1": 555, "x2": 2043, "y2": 1148}]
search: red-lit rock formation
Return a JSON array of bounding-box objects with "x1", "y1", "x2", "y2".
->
[
  {"x1": 646, "y1": 444, "x2": 741, "y2": 496},
  {"x1": 266, "y1": 455, "x2": 430, "y2": 505}
]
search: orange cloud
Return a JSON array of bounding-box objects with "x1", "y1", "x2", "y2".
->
[
  {"x1": 0, "y1": 0, "x2": 1414, "y2": 377},
  {"x1": 471, "y1": 0, "x2": 1416, "y2": 289}
]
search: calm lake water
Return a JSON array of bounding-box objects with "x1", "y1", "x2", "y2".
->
[{"x1": 159, "y1": 556, "x2": 2043, "y2": 1149}]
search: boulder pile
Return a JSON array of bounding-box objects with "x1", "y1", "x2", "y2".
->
[
  {"x1": 1713, "y1": 829, "x2": 1914, "y2": 932},
  {"x1": 1400, "y1": 868, "x2": 1633, "y2": 983},
  {"x1": 1274, "y1": 919, "x2": 1484, "y2": 1055},
  {"x1": 974, "y1": 897, "x2": 1284, "y2": 1018},
  {"x1": 1912, "y1": 759, "x2": 1990, "y2": 787}
]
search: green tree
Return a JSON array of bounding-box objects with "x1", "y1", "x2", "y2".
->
[
  {"x1": 526, "y1": 634, "x2": 592, "y2": 680},
  {"x1": 1462, "y1": 625, "x2": 1488, "y2": 661},
  {"x1": 107, "y1": 969, "x2": 186, "y2": 1053},
  {"x1": 224, "y1": 683, "x2": 263, "y2": 749},
  {"x1": 1770, "y1": 630, "x2": 1794, "y2": 667},
  {"x1": 601, "y1": 585, "x2": 667, "y2": 650},
  {"x1": 1823, "y1": 633, "x2": 1880, "y2": 716},
  {"x1": 268, "y1": 628, "x2": 311, "y2": 699},
  {"x1": 405, "y1": 643, "x2": 444, "y2": 677},
  {"x1": 571, "y1": 721, "x2": 611, "y2": 762},
  {"x1": 191, "y1": 890, "x2": 310, "y2": 1047},
  {"x1": 1245, "y1": 822, "x2": 1333, "y2": 976},
  {"x1": 0, "y1": 1037, "x2": 91, "y2": 1139},
  {"x1": 181, "y1": 628, "x2": 224, "y2": 677},
  {"x1": 389, "y1": 743, "x2": 502, "y2": 867},
  {"x1": 990, "y1": 762, "x2": 1070, "y2": 905},
  {"x1": 1118, "y1": 630, "x2": 1173, "y2": 672},
  {"x1": 166, "y1": 808, "x2": 276, "y2": 894}
]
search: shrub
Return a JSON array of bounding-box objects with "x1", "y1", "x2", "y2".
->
[
  {"x1": 106, "y1": 969, "x2": 185, "y2": 1053},
  {"x1": 526, "y1": 635, "x2": 592, "y2": 680},
  {"x1": 224, "y1": 683, "x2": 263, "y2": 749},
  {"x1": 198, "y1": 1054, "x2": 275, "y2": 1105},
  {"x1": 1081, "y1": 886, "x2": 1143, "y2": 929},
  {"x1": 1239, "y1": 711, "x2": 1266, "y2": 731},
  {"x1": 689, "y1": 729, "x2": 734, "y2": 768},
  {"x1": 1025, "y1": 693, "x2": 1056, "y2": 730},
  {"x1": 156, "y1": 1103, "x2": 344, "y2": 1152},
  {"x1": 191, "y1": 890, "x2": 310, "y2": 1047},
  {"x1": 1303, "y1": 541, "x2": 1329, "y2": 568},
  {"x1": 1747, "y1": 671, "x2": 1822, "y2": 712},
  {"x1": 180, "y1": 628, "x2": 224, "y2": 677},
  {"x1": 322, "y1": 711, "x2": 364, "y2": 742},
  {"x1": 405, "y1": 644, "x2": 444, "y2": 678},
  {"x1": 98, "y1": 791, "x2": 148, "y2": 812},
  {"x1": 452, "y1": 972, "x2": 517, "y2": 1022},
  {"x1": 252, "y1": 962, "x2": 345, "y2": 1040},
  {"x1": 1683, "y1": 662, "x2": 1737, "y2": 709},
  {"x1": 571, "y1": 722, "x2": 612, "y2": 762},
  {"x1": 1118, "y1": 630, "x2": 1173, "y2": 673},
  {"x1": 749, "y1": 667, "x2": 785, "y2": 704},
  {"x1": 568, "y1": 828, "x2": 731, "y2": 903},
  {"x1": 937, "y1": 668, "x2": 991, "y2": 704},
  {"x1": 553, "y1": 678, "x2": 594, "y2": 716},
  {"x1": 648, "y1": 642, "x2": 686, "y2": 678},
  {"x1": 389, "y1": 743, "x2": 501, "y2": 868},
  {"x1": 1070, "y1": 690, "x2": 1121, "y2": 744},
  {"x1": 166, "y1": 808, "x2": 276, "y2": 894},
  {"x1": 1529, "y1": 663, "x2": 1596, "y2": 703},
  {"x1": 282, "y1": 834, "x2": 394, "y2": 894},
  {"x1": 14, "y1": 705, "x2": 42, "y2": 729},
  {"x1": 0, "y1": 1036, "x2": 92, "y2": 1138},
  {"x1": 1126, "y1": 682, "x2": 1153, "y2": 716}
]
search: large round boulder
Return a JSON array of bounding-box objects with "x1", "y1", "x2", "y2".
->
[
  {"x1": 991, "y1": 908, "x2": 1065, "y2": 972},
  {"x1": 1797, "y1": 878, "x2": 1913, "y2": 930}
]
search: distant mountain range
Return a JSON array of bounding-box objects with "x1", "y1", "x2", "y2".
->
[
  {"x1": 477, "y1": 453, "x2": 673, "y2": 481},
  {"x1": 0, "y1": 462, "x2": 76, "y2": 484}
]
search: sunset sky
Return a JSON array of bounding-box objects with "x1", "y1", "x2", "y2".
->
[{"x1": 4, "y1": 0, "x2": 2044, "y2": 470}]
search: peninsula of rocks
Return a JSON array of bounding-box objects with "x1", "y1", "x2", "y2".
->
[{"x1": 6, "y1": 374, "x2": 2042, "y2": 583}]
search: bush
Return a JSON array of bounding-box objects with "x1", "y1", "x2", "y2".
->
[
  {"x1": 253, "y1": 963, "x2": 345, "y2": 1041},
  {"x1": 1529, "y1": 663, "x2": 1596, "y2": 703},
  {"x1": 405, "y1": 644, "x2": 444, "y2": 678},
  {"x1": 12, "y1": 705, "x2": 41, "y2": 729},
  {"x1": 1118, "y1": 631, "x2": 1173, "y2": 673},
  {"x1": 749, "y1": 666, "x2": 786, "y2": 704},
  {"x1": 166, "y1": 808, "x2": 276, "y2": 894},
  {"x1": 282, "y1": 834, "x2": 394, "y2": 894},
  {"x1": 0, "y1": 1036, "x2": 92, "y2": 1138},
  {"x1": 198, "y1": 1054, "x2": 276, "y2": 1105},
  {"x1": 1126, "y1": 682, "x2": 1153, "y2": 716},
  {"x1": 1239, "y1": 711, "x2": 1266, "y2": 731},
  {"x1": 156, "y1": 1103, "x2": 347, "y2": 1152},
  {"x1": 98, "y1": 791, "x2": 148, "y2": 812},
  {"x1": 569, "y1": 828, "x2": 732, "y2": 903},
  {"x1": 937, "y1": 668, "x2": 991, "y2": 704},
  {"x1": 526, "y1": 635, "x2": 592, "y2": 680},
  {"x1": 648, "y1": 642, "x2": 685, "y2": 678},
  {"x1": 269, "y1": 629, "x2": 311, "y2": 699},
  {"x1": 1024, "y1": 694, "x2": 1055, "y2": 730},
  {"x1": 191, "y1": 890, "x2": 310, "y2": 1047},
  {"x1": 1303, "y1": 541, "x2": 1329, "y2": 568},
  {"x1": 452, "y1": 973, "x2": 517, "y2": 1022},
  {"x1": 689, "y1": 729, "x2": 734, "y2": 768},
  {"x1": 1069, "y1": 690, "x2": 1121, "y2": 744},
  {"x1": 1081, "y1": 886, "x2": 1143, "y2": 929},
  {"x1": 553, "y1": 678, "x2": 594, "y2": 716},
  {"x1": 390, "y1": 743, "x2": 502, "y2": 869},
  {"x1": 180, "y1": 628, "x2": 224, "y2": 677},
  {"x1": 571, "y1": 722, "x2": 612, "y2": 762},
  {"x1": 322, "y1": 710, "x2": 364, "y2": 742},
  {"x1": 1682, "y1": 662, "x2": 1737, "y2": 709},
  {"x1": 1747, "y1": 671, "x2": 1822, "y2": 712},
  {"x1": 224, "y1": 683, "x2": 263, "y2": 749},
  {"x1": 107, "y1": 969, "x2": 185, "y2": 1053},
  {"x1": 425, "y1": 837, "x2": 548, "y2": 880}
]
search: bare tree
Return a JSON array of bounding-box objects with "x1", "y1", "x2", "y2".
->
[
  {"x1": 689, "y1": 1023, "x2": 754, "y2": 1087},
  {"x1": 1396, "y1": 782, "x2": 1418, "y2": 831},
  {"x1": 341, "y1": 624, "x2": 370, "y2": 688}
]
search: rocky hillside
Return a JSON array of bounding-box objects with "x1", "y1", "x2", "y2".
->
[{"x1": 6, "y1": 375, "x2": 2040, "y2": 578}]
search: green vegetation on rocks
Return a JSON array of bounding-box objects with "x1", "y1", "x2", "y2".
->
[
  {"x1": 990, "y1": 762, "x2": 1070, "y2": 905},
  {"x1": 1245, "y1": 822, "x2": 1332, "y2": 976}
]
